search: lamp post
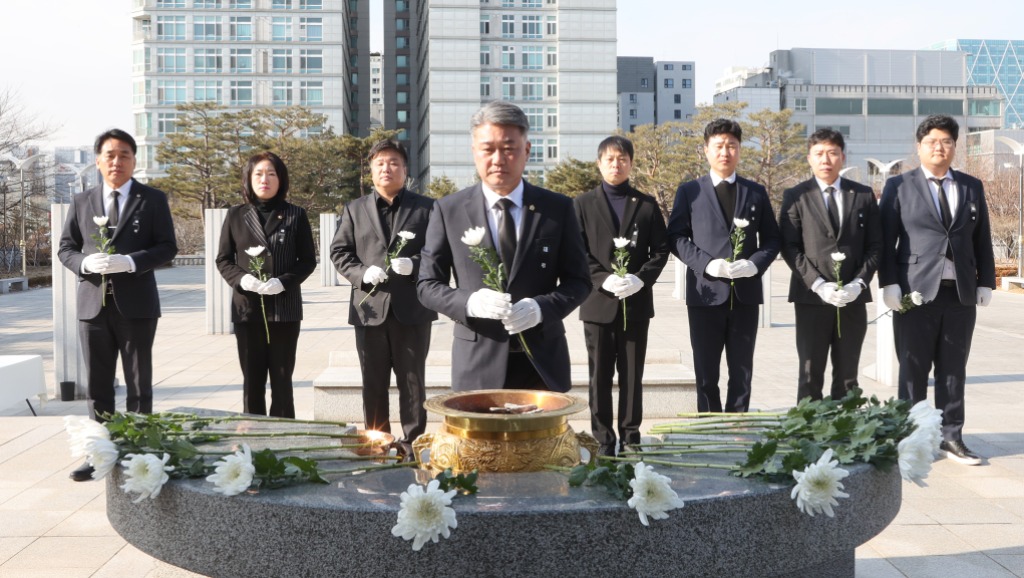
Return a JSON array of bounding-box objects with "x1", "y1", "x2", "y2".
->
[
  {"x1": 994, "y1": 136, "x2": 1024, "y2": 279},
  {"x1": 865, "y1": 158, "x2": 904, "y2": 197},
  {"x1": 2, "y1": 153, "x2": 45, "y2": 278}
]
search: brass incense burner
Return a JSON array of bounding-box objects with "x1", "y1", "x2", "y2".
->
[{"x1": 413, "y1": 390, "x2": 598, "y2": 473}]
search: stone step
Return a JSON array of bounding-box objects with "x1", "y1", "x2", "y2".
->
[
  {"x1": 325, "y1": 348, "x2": 685, "y2": 367},
  {"x1": 312, "y1": 362, "x2": 696, "y2": 422}
]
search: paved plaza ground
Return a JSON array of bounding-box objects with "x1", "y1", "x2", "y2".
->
[{"x1": 1, "y1": 260, "x2": 1021, "y2": 577}]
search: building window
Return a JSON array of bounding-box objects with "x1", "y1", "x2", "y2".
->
[
  {"x1": 230, "y1": 0, "x2": 252, "y2": 7},
  {"x1": 546, "y1": 77, "x2": 557, "y2": 97},
  {"x1": 522, "y1": 77, "x2": 542, "y2": 101},
  {"x1": 156, "y1": 16, "x2": 186, "y2": 40},
  {"x1": 397, "y1": 55, "x2": 408, "y2": 68},
  {"x1": 157, "y1": 113, "x2": 179, "y2": 136},
  {"x1": 230, "y1": 17, "x2": 252, "y2": 41},
  {"x1": 272, "y1": 49, "x2": 292, "y2": 73},
  {"x1": 135, "y1": 112, "x2": 151, "y2": 137},
  {"x1": 681, "y1": 64, "x2": 692, "y2": 70},
  {"x1": 522, "y1": 46, "x2": 542, "y2": 70},
  {"x1": 524, "y1": 107, "x2": 543, "y2": 131},
  {"x1": 193, "y1": 49, "x2": 220, "y2": 73},
  {"x1": 673, "y1": 94, "x2": 681, "y2": 104},
  {"x1": 194, "y1": 80, "x2": 222, "y2": 103},
  {"x1": 156, "y1": 48, "x2": 185, "y2": 73},
  {"x1": 681, "y1": 79, "x2": 692, "y2": 88},
  {"x1": 522, "y1": 15, "x2": 541, "y2": 38},
  {"x1": 867, "y1": 98, "x2": 914, "y2": 115},
  {"x1": 546, "y1": 47, "x2": 557, "y2": 67},
  {"x1": 481, "y1": 77, "x2": 491, "y2": 97},
  {"x1": 502, "y1": 0, "x2": 514, "y2": 7},
  {"x1": 628, "y1": 109, "x2": 637, "y2": 119},
  {"x1": 132, "y1": 80, "x2": 150, "y2": 106},
  {"x1": 396, "y1": 18, "x2": 407, "y2": 31},
  {"x1": 396, "y1": 0, "x2": 407, "y2": 11},
  {"x1": 300, "y1": 81, "x2": 323, "y2": 105},
  {"x1": 480, "y1": 16, "x2": 490, "y2": 35},
  {"x1": 230, "y1": 49, "x2": 253, "y2": 73},
  {"x1": 629, "y1": 93, "x2": 637, "y2": 104},
  {"x1": 501, "y1": 46, "x2": 515, "y2": 69},
  {"x1": 674, "y1": 110, "x2": 682, "y2": 119},
  {"x1": 396, "y1": 73, "x2": 408, "y2": 85},
  {"x1": 272, "y1": 17, "x2": 292, "y2": 41},
  {"x1": 132, "y1": 47, "x2": 149, "y2": 74},
  {"x1": 663, "y1": 78, "x2": 674, "y2": 88},
  {"x1": 300, "y1": 49, "x2": 323, "y2": 73},
  {"x1": 299, "y1": 0, "x2": 323, "y2": 8},
  {"x1": 272, "y1": 0, "x2": 290, "y2": 7},
  {"x1": 195, "y1": 0, "x2": 221, "y2": 7},
  {"x1": 546, "y1": 16, "x2": 556, "y2": 35},
  {"x1": 397, "y1": 110, "x2": 408, "y2": 123},
  {"x1": 350, "y1": 72, "x2": 358, "y2": 85},
  {"x1": 157, "y1": 0, "x2": 185, "y2": 7},
  {"x1": 396, "y1": 36, "x2": 408, "y2": 49},
  {"x1": 230, "y1": 81, "x2": 253, "y2": 105},
  {"x1": 523, "y1": 0, "x2": 541, "y2": 7},
  {"x1": 299, "y1": 17, "x2": 322, "y2": 41},
  {"x1": 546, "y1": 108, "x2": 557, "y2": 128},
  {"x1": 663, "y1": 63, "x2": 674, "y2": 70},
  {"x1": 502, "y1": 77, "x2": 515, "y2": 99},
  {"x1": 193, "y1": 16, "x2": 222, "y2": 41},
  {"x1": 157, "y1": 80, "x2": 186, "y2": 104},
  {"x1": 547, "y1": 139, "x2": 558, "y2": 159},
  {"x1": 273, "y1": 82, "x2": 293, "y2": 105},
  {"x1": 396, "y1": 91, "x2": 408, "y2": 104},
  {"x1": 502, "y1": 15, "x2": 515, "y2": 38},
  {"x1": 794, "y1": 97, "x2": 807, "y2": 111},
  {"x1": 969, "y1": 99, "x2": 1000, "y2": 116},
  {"x1": 640, "y1": 78, "x2": 648, "y2": 88},
  {"x1": 529, "y1": 145, "x2": 543, "y2": 163},
  {"x1": 815, "y1": 98, "x2": 863, "y2": 115},
  {"x1": 481, "y1": 48, "x2": 491, "y2": 66},
  {"x1": 918, "y1": 99, "x2": 964, "y2": 115}
]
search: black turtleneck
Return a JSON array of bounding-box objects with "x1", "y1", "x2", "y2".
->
[
  {"x1": 253, "y1": 196, "x2": 284, "y2": 234},
  {"x1": 601, "y1": 180, "x2": 630, "y2": 231}
]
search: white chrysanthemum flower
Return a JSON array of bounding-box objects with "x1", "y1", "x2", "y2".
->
[
  {"x1": 391, "y1": 480, "x2": 458, "y2": 551},
  {"x1": 397, "y1": 230, "x2": 416, "y2": 241},
  {"x1": 460, "y1": 226, "x2": 486, "y2": 247},
  {"x1": 89, "y1": 439, "x2": 121, "y2": 480},
  {"x1": 898, "y1": 430, "x2": 936, "y2": 487},
  {"x1": 206, "y1": 444, "x2": 256, "y2": 497},
  {"x1": 92, "y1": 216, "x2": 108, "y2": 227},
  {"x1": 733, "y1": 218, "x2": 750, "y2": 228},
  {"x1": 907, "y1": 400, "x2": 942, "y2": 452},
  {"x1": 245, "y1": 246, "x2": 266, "y2": 257},
  {"x1": 790, "y1": 449, "x2": 850, "y2": 518},
  {"x1": 626, "y1": 461, "x2": 685, "y2": 527},
  {"x1": 831, "y1": 252, "x2": 846, "y2": 262},
  {"x1": 120, "y1": 453, "x2": 173, "y2": 504},
  {"x1": 65, "y1": 416, "x2": 110, "y2": 459},
  {"x1": 613, "y1": 237, "x2": 631, "y2": 249},
  {"x1": 910, "y1": 291, "x2": 924, "y2": 306}
]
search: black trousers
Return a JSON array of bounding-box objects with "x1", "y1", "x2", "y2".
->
[
  {"x1": 235, "y1": 320, "x2": 300, "y2": 418},
  {"x1": 894, "y1": 284, "x2": 975, "y2": 442},
  {"x1": 79, "y1": 304, "x2": 158, "y2": 420},
  {"x1": 794, "y1": 302, "x2": 867, "y2": 402},
  {"x1": 584, "y1": 318, "x2": 649, "y2": 448},
  {"x1": 688, "y1": 302, "x2": 758, "y2": 413},
  {"x1": 354, "y1": 314, "x2": 431, "y2": 444}
]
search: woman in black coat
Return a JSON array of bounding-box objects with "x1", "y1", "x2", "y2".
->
[{"x1": 215, "y1": 152, "x2": 316, "y2": 418}]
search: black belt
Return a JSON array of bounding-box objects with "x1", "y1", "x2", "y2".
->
[{"x1": 939, "y1": 279, "x2": 956, "y2": 288}]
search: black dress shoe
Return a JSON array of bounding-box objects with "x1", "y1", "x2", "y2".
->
[
  {"x1": 69, "y1": 461, "x2": 95, "y2": 482},
  {"x1": 940, "y1": 440, "x2": 982, "y2": 466}
]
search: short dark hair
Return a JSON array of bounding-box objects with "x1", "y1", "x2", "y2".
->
[
  {"x1": 597, "y1": 135, "x2": 634, "y2": 161},
  {"x1": 807, "y1": 128, "x2": 846, "y2": 152},
  {"x1": 916, "y1": 114, "x2": 959, "y2": 142},
  {"x1": 242, "y1": 151, "x2": 289, "y2": 203},
  {"x1": 704, "y1": 118, "x2": 742, "y2": 143},
  {"x1": 367, "y1": 138, "x2": 408, "y2": 166},
  {"x1": 94, "y1": 129, "x2": 137, "y2": 155}
]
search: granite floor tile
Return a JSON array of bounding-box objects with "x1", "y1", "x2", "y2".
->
[
  {"x1": 0, "y1": 539, "x2": 32, "y2": 566},
  {"x1": 1, "y1": 536, "x2": 124, "y2": 570},
  {"x1": 989, "y1": 555, "x2": 1024, "y2": 577},
  {"x1": 887, "y1": 552, "x2": 1017, "y2": 578}
]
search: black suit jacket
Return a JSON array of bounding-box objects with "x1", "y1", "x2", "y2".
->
[
  {"x1": 666, "y1": 174, "x2": 781, "y2": 306},
  {"x1": 574, "y1": 184, "x2": 669, "y2": 323},
  {"x1": 879, "y1": 168, "x2": 996, "y2": 305},
  {"x1": 330, "y1": 189, "x2": 437, "y2": 327},
  {"x1": 215, "y1": 202, "x2": 317, "y2": 323},
  {"x1": 779, "y1": 177, "x2": 882, "y2": 305},
  {"x1": 417, "y1": 181, "x2": 592, "y2": 392},
  {"x1": 58, "y1": 179, "x2": 178, "y2": 320}
]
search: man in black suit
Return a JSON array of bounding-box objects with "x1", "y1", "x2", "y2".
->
[
  {"x1": 574, "y1": 135, "x2": 668, "y2": 456},
  {"x1": 331, "y1": 139, "x2": 436, "y2": 456},
  {"x1": 879, "y1": 115, "x2": 996, "y2": 465},
  {"x1": 779, "y1": 129, "x2": 882, "y2": 402},
  {"x1": 417, "y1": 101, "x2": 591, "y2": 391},
  {"x1": 58, "y1": 128, "x2": 178, "y2": 480},
  {"x1": 666, "y1": 119, "x2": 780, "y2": 413}
]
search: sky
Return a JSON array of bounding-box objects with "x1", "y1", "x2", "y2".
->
[{"x1": 1, "y1": 0, "x2": 1022, "y2": 147}]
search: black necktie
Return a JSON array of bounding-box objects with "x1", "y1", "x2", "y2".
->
[
  {"x1": 929, "y1": 177, "x2": 954, "y2": 259},
  {"x1": 825, "y1": 186, "x2": 841, "y2": 233},
  {"x1": 108, "y1": 191, "x2": 120, "y2": 229},
  {"x1": 496, "y1": 198, "x2": 517, "y2": 277},
  {"x1": 713, "y1": 179, "x2": 736, "y2": 222}
]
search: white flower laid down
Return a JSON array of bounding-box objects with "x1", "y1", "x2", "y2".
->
[
  {"x1": 391, "y1": 479, "x2": 459, "y2": 551},
  {"x1": 791, "y1": 449, "x2": 850, "y2": 518},
  {"x1": 627, "y1": 461, "x2": 686, "y2": 527},
  {"x1": 899, "y1": 401, "x2": 943, "y2": 487}
]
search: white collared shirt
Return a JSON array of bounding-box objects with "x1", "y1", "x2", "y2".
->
[
  {"x1": 102, "y1": 180, "x2": 132, "y2": 223},
  {"x1": 709, "y1": 172, "x2": 737, "y2": 187},
  {"x1": 815, "y1": 176, "x2": 843, "y2": 226},
  {"x1": 921, "y1": 168, "x2": 958, "y2": 280},
  {"x1": 481, "y1": 180, "x2": 525, "y2": 252}
]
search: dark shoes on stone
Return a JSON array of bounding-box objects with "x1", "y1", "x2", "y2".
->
[
  {"x1": 940, "y1": 440, "x2": 982, "y2": 466},
  {"x1": 69, "y1": 461, "x2": 95, "y2": 482},
  {"x1": 597, "y1": 444, "x2": 616, "y2": 458}
]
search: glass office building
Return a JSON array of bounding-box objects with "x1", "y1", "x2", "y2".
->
[{"x1": 931, "y1": 39, "x2": 1024, "y2": 129}]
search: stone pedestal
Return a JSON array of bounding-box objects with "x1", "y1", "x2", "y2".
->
[
  {"x1": 204, "y1": 209, "x2": 232, "y2": 335},
  {"x1": 871, "y1": 286, "x2": 898, "y2": 387},
  {"x1": 50, "y1": 203, "x2": 87, "y2": 399},
  {"x1": 319, "y1": 213, "x2": 339, "y2": 286}
]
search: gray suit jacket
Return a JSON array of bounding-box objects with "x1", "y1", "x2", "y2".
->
[
  {"x1": 417, "y1": 182, "x2": 592, "y2": 391},
  {"x1": 57, "y1": 179, "x2": 178, "y2": 320},
  {"x1": 330, "y1": 189, "x2": 437, "y2": 327},
  {"x1": 779, "y1": 177, "x2": 882, "y2": 305},
  {"x1": 878, "y1": 168, "x2": 996, "y2": 305}
]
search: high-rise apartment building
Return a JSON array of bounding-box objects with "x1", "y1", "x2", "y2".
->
[
  {"x1": 930, "y1": 39, "x2": 1024, "y2": 129},
  {"x1": 130, "y1": 0, "x2": 351, "y2": 178},
  {"x1": 616, "y1": 56, "x2": 696, "y2": 133}
]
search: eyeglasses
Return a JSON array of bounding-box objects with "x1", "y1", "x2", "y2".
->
[{"x1": 921, "y1": 138, "x2": 955, "y2": 149}]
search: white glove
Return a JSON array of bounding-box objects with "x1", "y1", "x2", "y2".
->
[
  {"x1": 466, "y1": 288, "x2": 512, "y2": 319},
  {"x1": 390, "y1": 257, "x2": 413, "y2": 276},
  {"x1": 705, "y1": 258, "x2": 732, "y2": 279},
  {"x1": 977, "y1": 287, "x2": 993, "y2": 307},
  {"x1": 504, "y1": 298, "x2": 542, "y2": 335},
  {"x1": 258, "y1": 278, "x2": 285, "y2": 295},
  {"x1": 815, "y1": 282, "x2": 842, "y2": 306},
  {"x1": 240, "y1": 274, "x2": 262, "y2": 293},
  {"x1": 362, "y1": 265, "x2": 388, "y2": 286},
  {"x1": 614, "y1": 274, "x2": 644, "y2": 299},
  {"x1": 601, "y1": 274, "x2": 628, "y2": 294},
  {"x1": 729, "y1": 259, "x2": 758, "y2": 279},
  {"x1": 103, "y1": 254, "x2": 133, "y2": 274},
  {"x1": 82, "y1": 253, "x2": 110, "y2": 274},
  {"x1": 882, "y1": 284, "x2": 902, "y2": 311},
  {"x1": 838, "y1": 282, "x2": 862, "y2": 304}
]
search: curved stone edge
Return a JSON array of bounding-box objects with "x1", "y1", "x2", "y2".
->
[{"x1": 107, "y1": 465, "x2": 900, "y2": 578}]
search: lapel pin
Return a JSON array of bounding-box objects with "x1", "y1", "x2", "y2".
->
[
  {"x1": 631, "y1": 198, "x2": 637, "y2": 202},
  {"x1": 541, "y1": 263, "x2": 547, "y2": 268},
  {"x1": 529, "y1": 205, "x2": 536, "y2": 211},
  {"x1": 543, "y1": 246, "x2": 549, "y2": 253}
]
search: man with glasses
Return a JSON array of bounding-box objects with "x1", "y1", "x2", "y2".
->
[{"x1": 879, "y1": 114, "x2": 996, "y2": 465}]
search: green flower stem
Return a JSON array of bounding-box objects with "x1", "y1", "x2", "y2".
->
[
  {"x1": 599, "y1": 455, "x2": 737, "y2": 470},
  {"x1": 165, "y1": 431, "x2": 364, "y2": 440},
  {"x1": 648, "y1": 424, "x2": 774, "y2": 434},
  {"x1": 619, "y1": 448, "x2": 753, "y2": 456},
  {"x1": 160, "y1": 414, "x2": 351, "y2": 428},
  {"x1": 666, "y1": 411, "x2": 785, "y2": 419},
  {"x1": 319, "y1": 461, "x2": 418, "y2": 476}
]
